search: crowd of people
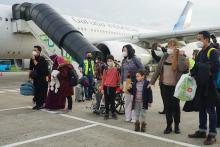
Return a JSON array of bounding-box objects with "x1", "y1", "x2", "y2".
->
[{"x1": 28, "y1": 31, "x2": 220, "y2": 145}]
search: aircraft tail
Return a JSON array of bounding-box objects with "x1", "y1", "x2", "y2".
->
[{"x1": 173, "y1": 1, "x2": 193, "y2": 31}]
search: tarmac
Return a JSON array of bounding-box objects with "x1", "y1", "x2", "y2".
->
[{"x1": 0, "y1": 72, "x2": 219, "y2": 147}]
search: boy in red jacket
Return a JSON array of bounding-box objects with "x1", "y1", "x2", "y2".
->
[{"x1": 101, "y1": 55, "x2": 120, "y2": 120}]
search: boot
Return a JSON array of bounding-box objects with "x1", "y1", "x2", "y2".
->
[
  {"x1": 203, "y1": 135, "x2": 216, "y2": 145},
  {"x1": 140, "y1": 122, "x2": 146, "y2": 132},
  {"x1": 134, "y1": 121, "x2": 140, "y2": 132},
  {"x1": 112, "y1": 113, "x2": 118, "y2": 120},
  {"x1": 174, "y1": 124, "x2": 181, "y2": 134},
  {"x1": 104, "y1": 114, "x2": 109, "y2": 120}
]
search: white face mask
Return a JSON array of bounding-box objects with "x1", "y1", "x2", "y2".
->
[
  {"x1": 32, "y1": 51, "x2": 38, "y2": 56},
  {"x1": 167, "y1": 48, "x2": 173, "y2": 54},
  {"x1": 196, "y1": 41, "x2": 204, "y2": 48},
  {"x1": 107, "y1": 61, "x2": 114, "y2": 67},
  {"x1": 122, "y1": 51, "x2": 128, "y2": 57}
]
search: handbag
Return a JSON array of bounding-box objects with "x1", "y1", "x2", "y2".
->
[{"x1": 20, "y1": 80, "x2": 35, "y2": 96}]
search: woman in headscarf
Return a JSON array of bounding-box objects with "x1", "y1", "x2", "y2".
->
[{"x1": 45, "y1": 56, "x2": 74, "y2": 110}]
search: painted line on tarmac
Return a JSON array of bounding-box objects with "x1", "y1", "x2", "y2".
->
[
  {"x1": 5, "y1": 89, "x2": 19, "y2": 93},
  {"x1": 0, "y1": 106, "x2": 30, "y2": 112},
  {"x1": 1, "y1": 124, "x2": 98, "y2": 147},
  {"x1": 59, "y1": 114, "x2": 201, "y2": 147}
]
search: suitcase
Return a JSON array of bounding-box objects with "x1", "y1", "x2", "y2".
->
[{"x1": 75, "y1": 84, "x2": 84, "y2": 102}]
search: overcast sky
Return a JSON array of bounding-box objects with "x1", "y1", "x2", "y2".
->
[{"x1": 1, "y1": 0, "x2": 219, "y2": 31}]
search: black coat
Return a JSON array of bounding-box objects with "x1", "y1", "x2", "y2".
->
[{"x1": 183, "y1": 47, "x2": 220, "y2": 112}]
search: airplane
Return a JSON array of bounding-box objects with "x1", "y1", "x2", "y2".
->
[{"x1": 0, "y1": 1, "x2": 219, "y2": 69}]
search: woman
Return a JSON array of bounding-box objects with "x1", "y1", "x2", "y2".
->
[
  {"x1": 120, "y1": 44, "x2": 144, "y2": 122},
  {"x1": 150, "y1": 39, "x2": 188, "y2": 134},
  {"x1": 45, "y1": 56, "x2": 74, "y2": 111}
]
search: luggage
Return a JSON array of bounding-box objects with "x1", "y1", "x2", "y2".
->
[
  {"x1": 75, "y1": 84, "x2": 84, "y2": 102},
  {"x1": 20, "y1": 81, "x2": 35, "y2": 96}
]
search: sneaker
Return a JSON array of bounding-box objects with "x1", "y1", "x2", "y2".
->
[
  {"x1": 188, "y1": 131, "x2": 207, "y2": 138},
  {"x1": 131, "y1": 119, "x2": 136, "y2": 123},
  {"x1": 125, "y1": 119, "x2": 131, "y2": 122},
  {"x1": 203, "y1": 135, "x2": 216, "y2": 145},
  {"x1": 104, "y1": 114, "x2": 109, "y2": 120}
]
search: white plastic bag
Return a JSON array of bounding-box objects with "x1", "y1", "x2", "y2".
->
[{"x1": 174, "y1": 73, "x2": 197, "y2": 101}]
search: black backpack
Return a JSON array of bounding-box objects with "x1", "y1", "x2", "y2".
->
[{"x1": 69, "y1": 68, "x2": 79, "y2": 86}]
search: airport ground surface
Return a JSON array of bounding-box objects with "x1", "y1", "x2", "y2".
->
[{"x1": 0, "y1": 72, "x2": 219, "y2": 147}]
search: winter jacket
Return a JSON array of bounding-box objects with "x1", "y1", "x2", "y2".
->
[
  {"x1": 102, "y1": 67, "x2": 120, "y2": 89},
  {"x1": 129, "y1": 80, "x2": 153, "y2": 110}
]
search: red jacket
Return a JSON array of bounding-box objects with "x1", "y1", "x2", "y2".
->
[{"x1": 102, "y1": 67, "x2": 120, "y2": 89}]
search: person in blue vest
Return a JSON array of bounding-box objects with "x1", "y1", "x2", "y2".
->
[
  {"x1": 188, "y1": 31, "x2": 219, "y2": 145},
  {"x1": 80, "y1": 52, "x2": 95, "y2": 100}
]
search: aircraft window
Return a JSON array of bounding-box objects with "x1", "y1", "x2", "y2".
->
[
  {"x1": 5, "y1": 18, "x2": 8, "y2": 21},
  {"x1": 0, "y1": 17, "x2": 2, "y2": 21}
]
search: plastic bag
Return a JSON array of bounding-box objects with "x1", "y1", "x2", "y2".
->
[{"x1": 174, "y1": 73, "x2": 197, "y2": 101}]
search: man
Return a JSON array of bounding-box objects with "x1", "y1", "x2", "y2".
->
[
  {"x1": 80, "y1": 52, "x2": 95, "y2": 100},
  {"x1": 94, "y1": 57, "x2": 106, "y2": 82},
  {"x1": 29, "y1": 46, "x2": 49, "y2": 110},
  {"x1": 188, "y1": 31, "x2": 219, "y2": 145},
  {"x1": 216, "y1": 49, "x2": 220, "y2": 128}
]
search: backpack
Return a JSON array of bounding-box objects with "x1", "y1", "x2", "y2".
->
[
  {"x1": 69, "y1": 68, "x2": 79, "y2": 86},
  {"x1": 203, "y1": 48, "x2": 220, "y2": 89}
]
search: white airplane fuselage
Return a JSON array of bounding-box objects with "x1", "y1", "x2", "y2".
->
[{"x1": 0, "y1": 4, "x2": 153, "y2": 65}]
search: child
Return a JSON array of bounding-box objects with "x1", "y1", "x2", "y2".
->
[
  {"x1": 101, "y1": 55, "x2": 120, "y2": 120},
  {"x1": 129, "y1": 70, "x2": 153, "y2": 132}
]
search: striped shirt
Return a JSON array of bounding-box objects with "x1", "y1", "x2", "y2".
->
[{"x1": 136, "y1": 80, "x2": 144, "y2": 102}]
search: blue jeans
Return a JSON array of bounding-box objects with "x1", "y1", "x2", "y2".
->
[
  {"x1": 199, "y1": 106, "x2": 217, "y2": 136},
  {"x1": 84, "y1": 75, "x2": 94, "y2": 99}
]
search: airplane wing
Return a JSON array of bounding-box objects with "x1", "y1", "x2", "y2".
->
[
  {"x1": 92, "y1": 27, "x2": 220, "y2": 46},
  {"x1": 129, "y1": 26, "x2": 220, "y2": 46}
]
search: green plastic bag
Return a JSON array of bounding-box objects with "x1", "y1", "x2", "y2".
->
[{"x1": 174, "y1": 73, "x2": 197, "y2": 101}]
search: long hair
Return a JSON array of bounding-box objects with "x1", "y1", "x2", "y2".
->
[
  {"x1": 122, "y1": 44, "x2": 135, "y2": 59},
  {"x1": 168, "y1": 39, "x2": 180, "y2": 72}
]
